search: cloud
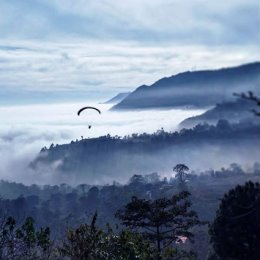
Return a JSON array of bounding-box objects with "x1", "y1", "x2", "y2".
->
[
  {"x1": 0, "y1": 126, "x2": 72, "y2": 184},
  {"x1": 0, "y1": 102, "x2": 204, "y2": 184},
  {"x1": 0, "y1": 0, "x2": 259, "y2": 103},
  {"x1": 0, "y1": 103, "x2": 259, "y2": 185},
  {"x1": 0, "y1": 40, "x2": 258, "y2": 105},
  {"x1": 48, "y1": 1, "x2": 259, "y2": 44},
  {"x1": 0, "y1": 0, "x2": 259, "y2": 45}
]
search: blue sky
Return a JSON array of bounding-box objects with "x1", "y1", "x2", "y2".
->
[{"x1": 0, "y1": 0, "x2": 259, "y2": 104}]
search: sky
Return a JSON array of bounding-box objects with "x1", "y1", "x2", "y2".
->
[{"x1": 0, "y1": 0, "x2": 259, "y2": 104}]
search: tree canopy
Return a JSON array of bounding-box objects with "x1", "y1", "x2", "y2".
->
[
  {"x1": 209, "y1": 181, "x2": 260, "y2": 260},
  {"x1": 116, "y1": 191, "x2": 205, "y2": 260}
]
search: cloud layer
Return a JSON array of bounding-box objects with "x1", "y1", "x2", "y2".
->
[
  {"x1": 0, "y1": 0, "x2": 259, "y2": 103},
  {"x1": 0, "y1": 41, "x2": 258, "y2": 104},
  {"x1": 1, "y1": 0, "x2": 259, "y2": 45},
  {"x1": 0, "y1": 102, "x2": 204, "y2": 184}
]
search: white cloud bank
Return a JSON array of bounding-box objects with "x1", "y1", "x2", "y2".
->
[{"x1": 0, "y1": 103, "x2": 205, "y2": 184}]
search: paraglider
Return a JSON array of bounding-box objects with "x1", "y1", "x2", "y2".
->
[
  {"x1": 77, "y1": 106, "x2": 101, "y2": 116},
  {"x1": 77, "y1": 106, "x2": 101, "y2": 129}
]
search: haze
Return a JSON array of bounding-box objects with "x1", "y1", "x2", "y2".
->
[
  {"x1": 0, "y1": 0, "x2": 259, "y2": 185},
  {"x1": 0, "y1": 103, "x2": 205, "y2": 184}
]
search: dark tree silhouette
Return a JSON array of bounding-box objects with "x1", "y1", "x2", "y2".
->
[
  {"x1": 234, "y1": 91, "x2": 260, "y2": 116},
  {"x1": 209, "y1": 181, "x2": 260, "y2": 260},
  {"x1": 0, "y1": 216, "x2": 53, "y2": 260},
  {"x1": 58, "y1": 212, "x2": 152, "y2": 260},
  {"x1": 58, "y1": 212, "x2": 104, "y2": 260},
  {"x1": 116, "y1": 191, "x2": 204, "y2": 260},
  {"x1": 129, "y1": 174, "x2": 146, "y2": 185},
  {"x1": 173, "y1": 164, "x2": 189, "y2": 186}
]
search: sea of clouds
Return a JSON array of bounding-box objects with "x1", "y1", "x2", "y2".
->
[{"x1": 0, "y1": 103, "x2": 205, "y2": 184}]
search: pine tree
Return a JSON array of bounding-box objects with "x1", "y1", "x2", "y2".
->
[
  {"x1": 209, "y1": 181, "x2": 260, "y2": 260},
  {"x1": 116, "y1": 191, "x2": 204, "y2": 260}
]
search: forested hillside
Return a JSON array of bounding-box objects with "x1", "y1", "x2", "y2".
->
[
  {"x1": 30, "y1": 120, "x2": 260, "y2": 184},
  {"x1": 112, "y1": 62, "x2": 260, "y2": 110},
  {"x1": 0, "y1": 166, "x2": 259, "y2": 259}
]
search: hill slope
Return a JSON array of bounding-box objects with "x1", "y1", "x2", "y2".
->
[
  {"x1": 30, "y1": 121, "x2": 260, "y2": 184},
  {"x1": 103, "y1": 92, "x2": 130, "y2": 104},
  {"x1": 112, "y1": 62, "x2": 260, "y2": 110},
  {"x1": 179, "y1": 98, "x2": 256, "y2": 128}
]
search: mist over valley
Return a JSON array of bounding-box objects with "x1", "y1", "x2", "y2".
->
[{"x1": 0, "y1": 1, "x2": 259, "y2": 256}]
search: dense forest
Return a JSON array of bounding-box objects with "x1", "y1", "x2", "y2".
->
[
  {"x1": 30, "y1": 119, "x2": 260, "y2": 184},
  {"x1": 179, "y1": 98, "x2": 255, "y2": 128},
  {"x1": 0, "y1": 163, "x2": 260, "y2": 259}
]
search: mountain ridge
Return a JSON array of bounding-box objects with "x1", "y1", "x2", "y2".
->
[
  {"x1": 179, "y1": 98, "x2": 256, "y2": 128},
  {"x1": 112, "y1": 62, "x2": 260, "y2": 110},
  {"x1": 102, "y1": 92, "x2": 130, "y2": 104}
]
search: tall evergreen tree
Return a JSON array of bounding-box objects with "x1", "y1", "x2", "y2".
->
[
  {"x1": 116, "y1": 191, "x2": 204, "y2": 260},
  {"x1": 209, "y1": 181, "x2": 260, "y2": 260}
]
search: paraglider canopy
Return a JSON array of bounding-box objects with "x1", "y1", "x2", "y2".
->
[
  {"x1": 77, "y1": 106, "x2": 101, "y2": 116},
  {"x1": 77, "y1": 106, "x2": 101, "y2": 130}
]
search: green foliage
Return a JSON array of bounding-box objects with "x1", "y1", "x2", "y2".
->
[
  {"x1": 162, "y1": 247, "x2": 196, "y2": 260},
  {"x1": 104, "y1": 227, "x2": 153, "y2": 260},
  {"x1": 58, "y1": 212, "x2": 104, "y2": 260},
  {"x1": 116, "y1": 191, "x2": 205, "y2": 260},
  {"x1": 0, "y1": 172, "x2": 248, "y2": 260},
  {"x1": 58, "y1": 212, "x2": 152, "y2": 260},
  {"x1": 0, "y1": 216, "x2": 54, "y2": 260},
  {"x1": 209, "y1": 181, "x2": 260, "y2": 260}
]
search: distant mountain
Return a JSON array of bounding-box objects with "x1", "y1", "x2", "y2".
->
[
  {"x1": 112, "y1": 62, "x2": 260, "y2": 110},
  {"x1": 179, "y1": 99, "x2": 256, "y2": 128},
  {"x1": 103, "y1": 92, "x2": 130, "y2": 104}
]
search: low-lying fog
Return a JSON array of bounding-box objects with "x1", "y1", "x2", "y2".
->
[{"x1": 0, "y1": 102, "x2": 205, "y2": 184}]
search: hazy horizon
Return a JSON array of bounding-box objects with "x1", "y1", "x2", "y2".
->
[
  {"x1": 0, "y1": 2, "x2": 259, "y2": 259},
  {"x1": 0, "y1": 101, "x2": 206, "y2": 184},
  {"x1": 0, "y1": 0, "x2": 259, "y2": 185}
]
